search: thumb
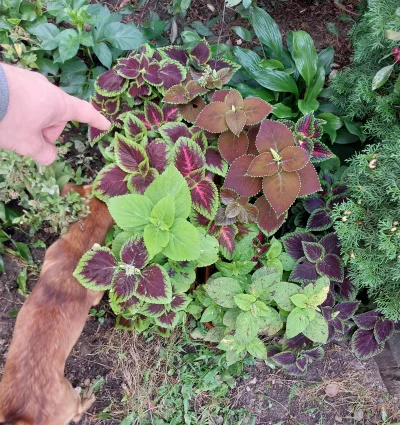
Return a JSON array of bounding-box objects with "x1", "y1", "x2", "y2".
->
[
  {"x1": 64, "y1": 94, "x2": 111, "y2": 130},
  {"x1": 30, "y1": 138, "x2": 58, "y2": 166}
]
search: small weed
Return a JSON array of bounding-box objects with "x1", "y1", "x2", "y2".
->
[{"x1": 89, "y1": 308, "x2": 106, "y2": 324}]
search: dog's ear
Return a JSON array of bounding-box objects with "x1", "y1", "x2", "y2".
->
[{"x1": 61, "y1": 184, "x2": 86, "y2": 198}]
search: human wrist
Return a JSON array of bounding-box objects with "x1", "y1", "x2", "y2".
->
[{"x1": 0, "y1": 63, "x2": 9, "y2": 122}]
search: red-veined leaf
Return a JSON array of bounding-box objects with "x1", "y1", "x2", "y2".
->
[
  {"x1": 205, "y1": 147, "x2": 228, "y2": 177},
  {"x1": 191, "y1": 179, "x2": 219, "y2": 220},
  {"x1": 144, "y1": 102, "x2": 164, "y2": 127},
  {"x1": 173, "y1": 138, "x2": 206, "y2": 176},
  {"x1": 159, "y1": 122, "x2": 192, "y2": 145}
]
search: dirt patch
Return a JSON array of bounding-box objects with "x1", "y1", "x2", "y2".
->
[{"x1": 232, "y1": 344, "x2": 400, "y2": 424}]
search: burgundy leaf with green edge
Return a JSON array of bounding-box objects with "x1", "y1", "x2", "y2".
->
[
  {"x1": 375, "y1": 319, "x2": 395, "y2": 344},
  {"x1": 179, "y1": 97, "x2": 206, "y2": 123},
  {"x1": 224, "y1": 155, "x2": 262, "y2": 197},
  {"x1": 142, "y1": 303, "x2": 165, "y2": 317},
  {"x1": 191, "y1": 129, "x2": 208, "y2": 151},
  {"x1": 296, "y1": 137, "x2": 314, "y2": 157},
  {"x1": 205, "y1": 147, "x2": 227, "y2": 176},
  {"x1": 135, "y1": 264, "x2": 172, "y2": 304},
  {"x1": 121, "y1": 237, "x2": 150, "y2": 268},
  {"x1": 124, "y1": 114, "x2": 147, "y2": 139},
  {"x1": 145, "y1": 102, "x2": 164, "y2": 127},
  {"x1": 143, "y1": 62, "x2": 162, "y2": 86},
  {"x1": 290, "y1": 257, "x2": 319, "y2": 283},
  {"x1": 119, "y1": 294, "x2": 141, "y2": 311},
  {"x1": 210, "y1": 224, "x2": 238, "y2": 258},
  {"x1": 186, "y1": 169, "x2": 205, "y2": 187},
  {"x1": 159, "y1": 61, "x2": 186, "y2": 89},
  {"x1": 160, "y1": 46, "x2": 188, "y2": 65},
  {"x1": 316, "y1": 254, "x2": 344, "y2": 282},
  {"x1": 74, "y1": 246, "x2": 117, "y2": 290},
  {"x1": 88, "y1": 123, "x2": 113, "y2": 145},
  {"x1": 186, "y1": 81, "x2": 208, "y2": 100},
  {"x1": 116, "y1": 316, "x2": 135, "y2": 330},
  {"x1": 302, "y1": 241, "x2": 324, "y2": 263},
  {"x1": 173, "y1": 138, "x2": 205, "y2": 176},
  {"x1": 307, "y1": 209, "x2": 333, "y2": 232},
  {"x1": 296, "y1": 357, "x2": 308, "y2": 371},
  {"x1": 266, "y1": 346, "x2": 281, "y2": 358},
  {"x1": 191, "y1": 179, "x2": 219, "y2": 220},
  {"x1": 218, "y1": 131, "x2": 249, "y2": 164},
  {"x1": 95, "y1": 70, "x2": 128, "y2": 96},
  {"x1": 159, "y1": 122, "x2": 192, "y2": 145},
  {"x1": 255, "y1": 196, "x2": 286, "y2": 236},
  {"x1": 171, "y1": 293, "x2": 191, "y2": 312},
  {"x1": 92, "y1": 163, "x2": 129, "y2": 201},
  {"x1": 256, "y1": 120, "x2": 295, "y2": 154},
  {"x1": 156, "y1": 310, "x2": 178, "y2": 329},
  {"x1": 272, "y1": 351, "x2": 297, "y2": 366},
  {"x1": 115, "y1": 134, "x2": 147, "y2": 174},
  {"x1": 191, "y1": 210, "x2": 210, "y2": 228},
  {"x1": 296, "y1": 162, "x2": 321, "y2": 196},
  {"x1": 113, "y1": 270, "x2": 137, "y2": 301},
  {"x1": 262, "y1": 170, "x2": 301, "y2": 216},
  {"x1": 242, "y1": 97, "x2": 273, "y2": 125},
  {"x1": 285, "y1": 364, "x2": 307, "y2": 376},
  {"x1": 327, "y1": 194, "x2": 347, "y2": 210},
  {"x1": 115, "y1": 57, "x2": 140, "y2": 79},
  {"x1": 280, "y1": 146, "x2": 309, "y2": 172},
  {"x1": 304, "y1": 196, "x2": 326, "y2": 213},
  {"x1": 214, "y1": 207, "x2": 236, "y2": 226},
  {"x1": 146, "y1": 141, "x2": 169, "y2": 173},
  {"x1": 282, "y1": 231, "x2": 318, "y2": 260},
  {"x1": 195, "y1": 101, "x2": 229, "y2": 133},
  {"x1": 283, "y1": 334, "x2": 313, "y2": 350},
  {"x1": 247, "y1": 152, "x2": 279, "y2": 177},
  {"x1": 163, "y1": 84, "x2": 187, "y2": 104},
  {"x1": 353, "y1": 311, "x2": 381, "y2": 330},
  {"x1": 129, "y1": 81, "x2": 151, "y2": 98},
  {"x1": 310, "y1": 141, "x2": 334, "y2": 162},
  {"x1": 296, "y1": 114, "x2": 314, "y2": 137},
  {"x1": 333, "y1": 301, "x2": 360, "y2": 320},
  {"x1": 351, "y1": 329, "x2": 383, "y2": 360},
  {"x1": 103, "y1": 98, "x2": 119, "y2": 115},
  {"x1": 127, "y1": 169, "x2": 158, "y2": 194},
  {"x1": 302, "y1": 347, "x2": 324, "y2": 361},
  {"x1": 319, "y1": 233, "x2": 341, "y2": 256},
  {"x1": 190, "y1": 41, "x2": 211, "y2": 66},
  {"x1": 162, "y1": 104, "x2": 180, "y2": 122},
  {"x1": 209, "y1": 58, "x2": 237, "y2": 71}
]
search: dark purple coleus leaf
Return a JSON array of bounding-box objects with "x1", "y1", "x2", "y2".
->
[
  {"x1": 290, "y1": 256, "x2": 319, "y2": 283},
  {"x1": 127, "y1": 169, "x2": 158, "y2": 194},
  {"x1": 95, "y1": 69, "x2": 128, "y2": 97},
  {"x1": 156, "y1": 310, "x2": 178, "y2": 329},
  {"x1": 266, "y1": 345, "x2": 281, "y2": 358},
  {"x1": 283, "y1": 334, "x2": 313, "y2": 350},
  {"x1": 160, "y1": 46, "x2": 189, "y2": 66},
  {"x1": 351, "y1": 329, "x2": 384, "y2": 360},
  {"x1": 316, "y1": 254, "x2": 344, "y2": 282},
  {"x1": 146, "y1": 141, "x2": 169, "y2": 173},
  {"x1": 143, "y1": 303, "x2": 166, "y2": 317},
  {"x1": 159, "y1": 122, "x2": 192, "y2": 145},
  {"x1": 335, "y1": 272, "x2": 355, "y2": 300},
  {"x1": 115, "y1": 57, "x2": 141, "y2": 79},
  {"x1": 374, "y1": 319, "x2": 394, "y2": 344},
  {"x1": 129, "y1": 81, "x2": 152, "y2": 99},
  {"x1": 113, "y1": 270, "x2": 137, "y2": 301},
  {"x1": 272, "y1": 351, "x2": 297, "y2": 366},
  {"x1": 173, "y1": 138, "x2": 205, "y2": 177},
  {"x1": 319, "y1": 233, "x2": 341, "y2": 256},
  {"x1": 92, "y1": 163, "x2": 129, "y2": 201},
  {"x1": 302, "y1": 241, "x2": 325, "y2": 263},
  {"x1": 170, "y1": 293, "x2": 191, "y2": 312},
  {"x1": 353, "y1": 310, "x2": 381, "y2": 330},
  {"x1": 306, "y1": 209, "x2": 333, "y2": 232},
  {"x1": 205, "y1": 147, "x2": 227, "y2": 177},
  {"x1": 135, "y1": 264, "x2": 172, "y2": 303},
  {"x1": 310, "y1": 141, "x2": 334, "y2": 163},
  {"x1": 304, "y1": 196, "x2": 326, "y2": 213},
  {"x1": 327, "y1": 194, "x2": 347, "y2": 210},
  {"x1": 302, "y1": 347, "x2": 324, "y2": 361},
  {"x1": 121, "y1": 237, "x2": 150, "y2": 268},
  {"x1": 282, "y1": 232, "x2": 318, "y2": 261},
  {"x1": 75, "y1": 246, "x2": 118, "y2": 290},
  {"x1": 162, "y1": 104, "x2": 180, "y2": 122},
  {"x1": 285, "y1": 364, "x2": 307, "y2": 376},
  {"x1": 189, "y1": 41, "x2": 211, "y2": 66},
  {"x1": 296, "y1": 357, "x2": 308, "y2": 371},
  {"x1": 333, "y1": 301, "x2": 360, "y2": 320},
  {"x1": 115, "y1": 134, "x2": 147, "y2": 174}
]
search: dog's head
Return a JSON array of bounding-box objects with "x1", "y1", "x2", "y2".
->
[{"x1": 61, "y1": 183, "x2": 92, "y2": 198}]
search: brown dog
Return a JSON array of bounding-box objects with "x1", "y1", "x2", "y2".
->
[{"x1": 0, "y1": 184, "x2": 114, "y2": 425}]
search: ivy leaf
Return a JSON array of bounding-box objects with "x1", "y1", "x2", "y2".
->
[
  {"x1": 162, "y1": 218, "x2": 200, "y2": 261},
  {"x1": 286, "y1": 307, "x2": 310, "y2": 339},
  {"x1": 205, "y1": 277, "x2": 243, "y2": 308}
]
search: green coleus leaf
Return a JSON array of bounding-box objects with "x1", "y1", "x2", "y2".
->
[
  {"x1": 143, "y1": 223, "x2": 170, "y2": 258},
  {"x1": 302, "y1": 313, "x2": 329, "y2": 343},
  {"x1": 272, "y1": 281, "x2": 300, "y2": 311},
  {"x1": 162, "y1": 218, "x2": 200, "y2": 261},
  {"x1": 248, "y1": 272, "x2": 280, "y2": 299},
  {"x1": 204, "y1": 326, "x2": 226, "y2": 343},
  {"x1": 216, "y1": 260, "x2": 256, "y2": 277},
  {"x1": 246, "y1": 337, "x2": 267, "y2": 360},
  {"x1": 201, "y1": 304, "x2": 219, "y2": 322},
  {"x1": 302, "y1": 276, "x2": 330, "y2": 307},
  {"x1": 205, "y1": 277, "x2": 243, "y2": 308},
  {"x1": 150, "y1": 195, "x2": 175, "y2": 228},
  {"x1": 223, "y1": 307, "x2": 242, "y2": 328},
  {"x1": 266, "y1": 237, "x2": 282, "y2": 260},
  {"x1": 286, "y1": 307, "x2": 310, "y2": 339},
  {"x1": 107, "y1": 194, "x2": 153, "y2": 233},
  {"x1": 236, "y1": 311, "x2": 260, "y2": 344},
  {"x1": 196, "y1": 228, "x2": 219, "y2": 268},
  {"x1": 234, "y1": 294, "x2": 257, "y2": 311},
  {"x1": 145, "y1": 164, "x2": 192, "y2": 219},
  {"x1": 257, "y1": 307, "x2": 283, "y2": 336},
  {"x1": 290, "y1": 293, "x2": 308, "y2": 308}
]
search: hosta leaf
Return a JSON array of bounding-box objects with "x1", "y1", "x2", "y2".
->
[
  {"x1": 218, "y1": 131, "x2": 249, "y2": 164},
  {"x1": 290, "y1": 257, "x2": 318, "y2": 283},
  {"x1": 145, "y1": 165, "x2": 192, "y2": 219},
  {"x1": 351, "y1": 329, "x2": 384, "y2": 360},
  {"x1": 263, "y1": 170, "x2": 301, "y2": 216},
  {"x1": 159, "y1": 122, "x2": 192, "y2": 145},
  {"x1": 316, "y1": 254, "x2": 344, "y2": 282},
  {"x1": 173, "y1": 137, "x2": 206, "y2": 177},
  {"x1": 121, "y1": 237, "x2": 150, "y2": 269},
  {"x1": 255, "y1": 196, "x2": 286, "y2": 236},
  {"x1": 297, "y1": 162, "x2": 322, "y2": 196},
  {"x1": 236, "y1": 311, "x2": 260, "y2": 344},
  {"x1": 74, "y1": 245, "x2": 117, "y2": 290},
  {"x1": 135, "y1": 264, "x2": 172, "y2": 304},
  {"x1": 292, "y1": 30, "x2": 318, "y2": 87},
  {"x1": 191, "y1": 179, "x2": 219, "y2": 220},
  {"x1": 206, "y1": 277, "x2": 243, "y2": 308},
  {"x1": 282, "y1": 231, "x2": 317, "y2": 260},
  {"x1": 92, "y1": 163, "x2": 129, "y2": 201},
  {"x1": 303, "y1": 313, "x2": 328, "y2": 343},
  {"x1": 205, "y1": 147, "x2": 228, "y2": 177},
  {"x1": 319, "y1": 233, "x2": 341, "y2": 256},
  {"x1": 246, "y1": 337, "x2": 267, "y2": 360},
  {"x1": 374, "y1": 319, "x2": 394, "y2": 344},
  {"x1": 242, "y1": 97, "x2": 273, "y2": 125},
  {"x1": 179, "y1": 97, "x2": 206, "y2": 123},
  {"x1": 302, "y1": 241, "x2": 325, "y2": 263},
  {"x1": 95, "y1": 69, "x2": 128, "y2": 97},
  {"x1": 195, "y1": 102, "x2": 230, "y2": 133},
  {"x1": 286, "y1": 307, "x2": 310, "y2": 339},
  {"x1": 256, "y1": 120, "x2": 295, "y2": 154},
  {"x1": 224, "y1": 155, "x2": 262, "y2": 197},
  {"x1": 247, "y1": 152, "x2": 279, "y2": 177},
  {"x1": 280, "y1": 146, "x2": 309, "y2": 172},
  {"x1": 306, "y1": 209, "x2": 333, "y2": 232},
  {"x1": 107, "y1": 194, "x2": 153, "y2": 232},
  {"x1": 163, "y1": 218, "x2": 201, "y2": 261},
  {"x1": 115, "y1": 134, "x2": 147, "y2": 174},
  {"x1": 353, "y1": 310, "x2": 381, "y2": 330}
]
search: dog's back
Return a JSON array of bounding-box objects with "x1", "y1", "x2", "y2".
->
[{"x1": 0, "y1": 185, "x2": 114, "y2": 425}]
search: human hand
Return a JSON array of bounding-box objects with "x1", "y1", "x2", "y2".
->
[{"x1": 0, "y1": 64, "x2": 111, "y2": 165}]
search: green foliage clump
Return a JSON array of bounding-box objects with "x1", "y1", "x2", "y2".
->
[
  {"x1": 329, "y1": 0, "x2": 400, "y2": 141},
  {"x1": 0, "y1": 149, "x2": 87, "y2": 233},
  {"x1": 333, "y1": 140, "x2": 400, "y2": 320}
]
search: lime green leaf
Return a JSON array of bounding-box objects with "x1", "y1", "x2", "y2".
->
[
  {"x1": 246, "y1": 337, "x2": 267, "y2": 360},
  {"x1": 286, "y1": 307, "x2": 310, "y2": 338},
  {"x1": 223, "y1": 307, "x2": 242, "y2": 328},
  {"x1": 163, "y1": 218, "x2": 200, "y2": 261},
  {"x1": 234, "y1": 294, "x2": 257, "y2": 311},
  {"x1": 205, "y1": 277, "x2": 243, "y2": 308},
  {"x1": 258, "y1": 308, "x2": 283, "y2": 335},
  {"x1": 236, "y1": 311, "x2": 260, "y2": 343},
  {"x1": 279, "y1": 252, "x2": 296, "y2": 271},
  {"x1": 290, "y1": 293, "x2": 308, "y2": 308},
  {"x1": 150, "y1": 196, "x2": 175, "y2": 229},
  {"x1": 266, "y1": 237, "x2": 282, "y2": 260},
  {"x1": 248, "y1": 271, "x2": 280, "y2": 299},
  {"x1": 271, "y1": 103, "x2": 297, "y2": 118},
  {"x1": 143, "y1": 224, "x2": 170, "y2": 258},
  {"x1": 201, "y1": 304, "x2": 219, "y2": 322},
  {"x1": 303, "y1": 313, "x2": 328, "y2": 343},
  {"x1": 273, "y1": 282, "x2": 299, "y2": 311},
  {"x1": 196, "y1": 228, "x2": 219, "y2": 267}
]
